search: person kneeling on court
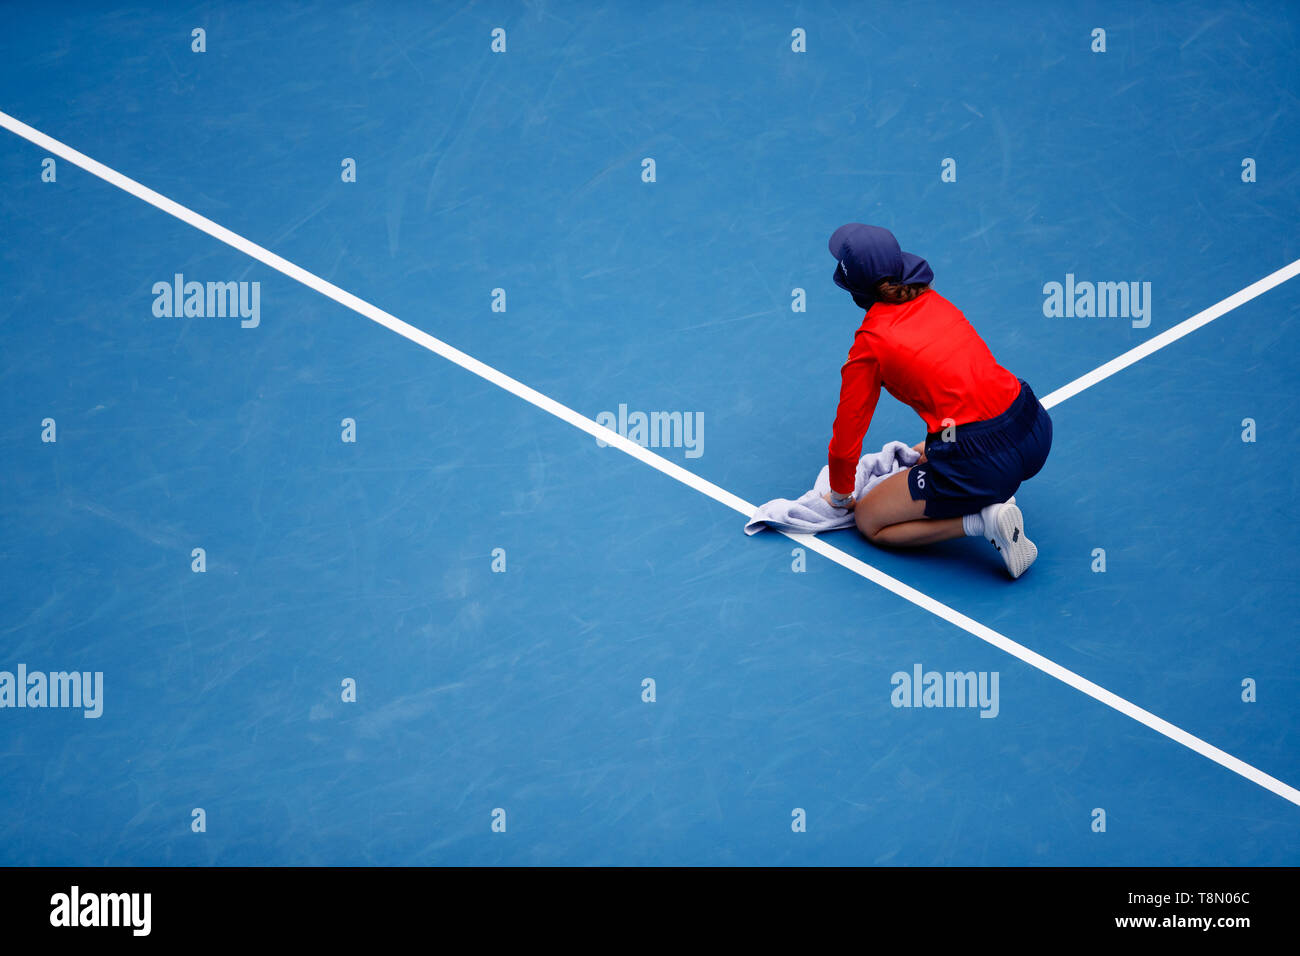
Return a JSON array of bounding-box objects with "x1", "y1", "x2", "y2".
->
[{"x1": 822, "y1": 224, "x2": 1053, "y2": 578}]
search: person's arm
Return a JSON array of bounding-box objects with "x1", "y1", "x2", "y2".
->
[{"x1": 826, "y1": 336, "x2": 883, "y2": 500}]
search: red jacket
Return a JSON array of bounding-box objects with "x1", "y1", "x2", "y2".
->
[{"x1": 829, "y1": 290, "x2": 1021, "y2": 494}]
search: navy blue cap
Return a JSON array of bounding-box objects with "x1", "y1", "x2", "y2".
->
[{"x1": 829, "y1": 223, "x2": 934, "y2": 310}]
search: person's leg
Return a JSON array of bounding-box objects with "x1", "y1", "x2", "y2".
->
[{"x1": 854, "y1": 468, "x2": 965, "y2": 547}]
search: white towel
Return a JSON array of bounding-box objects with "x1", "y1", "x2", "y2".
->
[{"x1": 744, "y1": 441, "x2": 922, "y2": 536}]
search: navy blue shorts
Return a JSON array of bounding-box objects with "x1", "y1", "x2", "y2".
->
[{"x1": 907, "y1": 380, "x2": 1053, "y2": 519}]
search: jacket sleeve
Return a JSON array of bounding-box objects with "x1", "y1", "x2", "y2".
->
[{"x1": 827, "y1": 335, "x2": 882, "y2": 495}]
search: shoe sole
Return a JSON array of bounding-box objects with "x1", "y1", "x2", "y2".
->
[{"x1": 990, "y1": 503, "x2": 1037, "y2": 579}]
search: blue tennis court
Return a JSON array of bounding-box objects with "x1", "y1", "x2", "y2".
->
[{"x1": 1, "y1": 0, "x2": 1297, "y2": 865}]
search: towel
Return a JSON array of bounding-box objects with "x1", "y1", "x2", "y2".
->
[{"x1": 744, "y1": 441, "x2": 921, "y2": 536}]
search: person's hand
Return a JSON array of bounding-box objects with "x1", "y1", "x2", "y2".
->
[
  {"x1": 912, "y1": 440, "x2": 928, "y2": 463},
  {"x1": 823, "y1": 491, "x2": 856, "y2": 511}
]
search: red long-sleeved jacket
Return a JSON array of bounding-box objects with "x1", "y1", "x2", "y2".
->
[{"x1": 828, "y1": 290, "x2": 1021, "y2": 495}]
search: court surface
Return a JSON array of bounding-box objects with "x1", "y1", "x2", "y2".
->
[{"x1": 1, "y1": 1, "x2": 1298, "y2": 865}]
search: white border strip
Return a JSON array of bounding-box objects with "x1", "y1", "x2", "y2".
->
[{"x1": 3, "y1": 108, "x2": 1298, "y2": 808}]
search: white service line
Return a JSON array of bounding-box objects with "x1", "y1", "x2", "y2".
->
[{"x1": 3, "y1": 108, "x2": 1298, "y2": 808}]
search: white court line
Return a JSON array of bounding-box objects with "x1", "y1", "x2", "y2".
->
[
  {"x1": 3, "y1": 108, "x2": 1298, "y2": 808},
  {"x1": 1039, "y1": 257, "x2": 1300, "y2": 409}
]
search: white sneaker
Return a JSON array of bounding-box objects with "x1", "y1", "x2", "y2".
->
[{"x1": 982, "y1": 500, "x2": 1036, "y2": 579}]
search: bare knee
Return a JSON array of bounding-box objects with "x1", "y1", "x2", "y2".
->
[{"x1": 855, "y1": 503, "x2": 886, "y2": 541}]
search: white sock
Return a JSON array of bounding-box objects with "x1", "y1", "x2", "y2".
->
[
  {"x1": 962, "y1": 513, "x2": 983, "y2": 537},
  {"x1": 979, "y1": 502, "x2": 1006, "y2": 541}
]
